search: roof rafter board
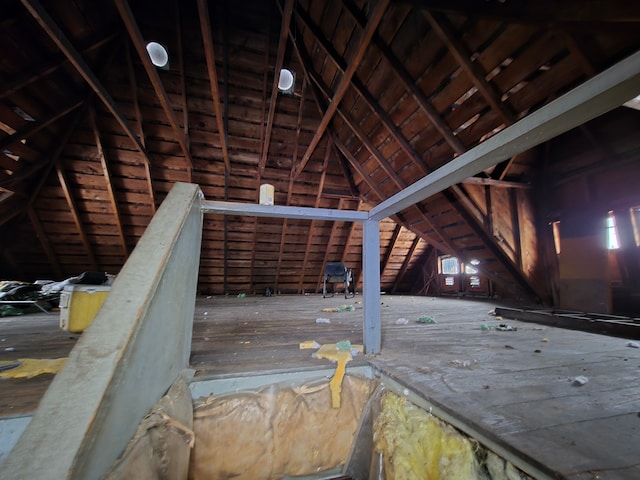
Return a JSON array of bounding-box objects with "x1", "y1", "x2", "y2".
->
[
  {"x1": 370, "y1": 49, "x2": 640, "y2": 221},
  {"x1": 20, "y1": 0, "x2": 152, "y2": 167}
]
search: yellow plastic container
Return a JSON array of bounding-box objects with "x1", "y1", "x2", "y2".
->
[{"x1": 59, "y1": 285, "x2": 110, "y2": 333}]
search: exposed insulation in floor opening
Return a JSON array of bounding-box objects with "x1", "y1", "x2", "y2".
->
[
  {"x1": 373, "y1": 390, "x2": 533, "y2": 480},
  {"x1": 101, "y1": 372, "x2": 538, "y2": 480}
]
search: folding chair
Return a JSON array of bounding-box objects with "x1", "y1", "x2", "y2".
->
[{"x1": 322, "y1": 262, "x2": 354, "y2": 299}]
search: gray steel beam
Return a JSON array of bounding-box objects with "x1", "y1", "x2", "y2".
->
[{"x1": 201, "y1": 200, "x2": 368, "y2": 222}]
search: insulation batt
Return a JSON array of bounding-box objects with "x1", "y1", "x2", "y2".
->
[
  {"x1": 189, "y1": 374, "x2": 374, "y2": 480},
  {"x1": 373, "y1": 391, "x2": 481, "y2": 480}
]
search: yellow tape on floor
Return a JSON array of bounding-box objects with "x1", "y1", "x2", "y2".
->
[{"x1": 0, "y1": 358, "x2": 67, "y2": 379}]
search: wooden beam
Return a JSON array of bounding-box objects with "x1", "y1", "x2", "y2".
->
[
  {"x1": 0, "y1": 101, "x2": 83, "y2": 152},
  {"x1": 295, "y1": 5, "x2": 532, "y2": 292},
  {"x1": 20, "y1": 0, "x2": 153, "y2": 166},
  {"x1": 423, "y1": 11, "x2": 515, "y2": 126},
  {"x1": 0, "y1": 101, "x2": 88, "y2": 227},
  {"x1": 247, "y1": 13, "x2": 272, "y2": 293},
  {"x1": 124, "y1": 41, "x2": 156, "y2": 214},
  {"x1": 27, "y1": 205, "x2": 63, "y2": 278},
  {"x1": 295, "y1": 0, "x2": 390, "y2": 176},
  {"x1": 273, "y1": 33, "x2": 298, "y2": 293},
  {"x1": 89, "y1": 106, "x2": 129, "y2": 260},
  {"x1": 461, "y1": 176, "x2": 531, "y2": 189},
  {"x1": 56, "y1": 163, "x2": 98, "y2": 271},
  {"x1": 114, "y1": 0, "x2": 193, "y2": 169},
  {"x1": 299, "y1": 138, "x2": 331, "y2": 293},
  {"x1": 392, "y1": 0, "x2": 640, "y2": 24},
  {"x1": 370, "y1": 49, "x2": 640, "y2": 220},
  {"x1": 197, "y1": 0, "x2": 231, "y2": 172},
  {"x1": 176, "y1": 0, "x2": 192, "y2": 183},
  {"x1": 0, "y1": 33, "x2": 118, "y2": 102},
  {"x1": 509, "y1": 189, "x2": 522, "y2": 268},
  {"x1": 343, "y1": 0, "x2": 466, "y2": 156},
  {"x1": 380, "y1": 224, "x2": 402, "y2": 279},
  {"x1": 391, "y1": 235, "x2": 421, "y2": 293},
  {"x1": 260, "y1": 0, "x2": 294, "y2": 174}
]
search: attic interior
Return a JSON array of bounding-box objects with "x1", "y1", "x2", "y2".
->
[
  {"x1": 0, "y1": 0, "x2": 638, "y2": 314},
  {"x1": 1, "y1": 0, "x2": 640, "y2": 478}
]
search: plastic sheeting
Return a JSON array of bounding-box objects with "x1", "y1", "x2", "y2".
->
[
  {"x1": 103, "y1": 374, "x2": 194, "y2": 480},
  {"x1": 189, "y1": 374, "x2": 375, "y2": 480}
]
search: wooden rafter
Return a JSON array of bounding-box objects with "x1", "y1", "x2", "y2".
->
[
  {"x1": 341, "y1": 0, "x2": 536, "y2": 292},
  {"x1": 0, "y1": 101, "x2": 83, "y2": 154},
  {"x1": 197, "y1": 0, "x2": 231, "y2": 172},
  {"x1": 114, "y1": 0, "x2": 193, "y2": 169},
  {"x1": 380, "y1": 224, "x2": 402, "y2": 279},
  {"x1": 260, "y1": 0, "x2": 294, "y2": 174},
  {"x1": 27, "y1": 205, "x2": 63, "y2": 278},
  {"x1": 274, "y1": 77, "x2": 307, "y2": 290},
  {"x1": 0, "y1": 101, "x2": 88, "y2": 226},
  {"x1": 300, "y1": 44, "x2": 464, "y2": 256},
  {"x1": 461, "y1": 177, "x2": 531, "y2": 189},
  {"x1": 299, "y1": 137, "x2": 331, "y2": 293},
  {"x1": 424, "y1": 11, "x2": 515, "y2": 125},
  {"x1": 176, "y1": 0, "x2": 192, "y2": 183},
  {"x1": 295, "y1": 0, "x2": 391, "y2": 176},
  {"x1": 391, "y1": 235, "x2": 421, "y2": 293},
  {"x1": 249, "y1": 15, "x2": 273, "y2": 293},
  {"x1": 342, "y1": 0, "x2": 465, "y2": 156},
  {"x1": 392, "y1": 0, "x2": 640, "y2": 24},
  {"x1": 124, "y1": 41, "x2": 156, "y2": 214},
  {"x1": 0, "y1": 33, "x2": 118, "y2": 102},
  {"x1": 56, "y1": 163, "x2": 98, "y2": 272},
  {"x1": 296, "y1": 9, "x2": 503, "y2": 274},
  {"x1": 20, "y1": 0, "x2": 153, "y2": 168},
  {"x1": 425, "y1": 7, "x2": 519, "y2": 181},
  {"x1": 89, "y1": 106, "x2": 128, "y2": 259}
]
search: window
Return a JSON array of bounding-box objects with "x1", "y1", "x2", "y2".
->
[
  {"x1": 464, "y1": 259, "x2": 480, "y2": 274},
  {"x1": 444, "y1": 276, "x2": 455, "y2": 286},
  {"x1": 607, "y1": 211, "x2": 620, "y2": 250},
  {"x1": 469, "y1": 276, "x2": 481, "y2": 287},
  {"x1": 439, "y1": 256, "x2": 460, "y2": 275}
]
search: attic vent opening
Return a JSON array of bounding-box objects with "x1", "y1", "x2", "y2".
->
[
  {"x1": 146, "y1": 42, "x2": 169, "y2": 68},
  {"x1": 278, "y1": 68, "x2": 295, "y2": 94}
]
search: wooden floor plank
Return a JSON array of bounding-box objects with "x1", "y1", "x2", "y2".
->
[{"x1": 2, "y1": 294, "x2": 639, "y2": 479}]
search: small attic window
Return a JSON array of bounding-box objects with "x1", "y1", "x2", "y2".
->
[
  {"x1": 278, "y1": 68, "x2": 295, "y2": 94},
  {"x1": 607, "y1": 211, "x2": 620, "y2": 250},
  {"x1": 146, "y1": 42, "x2": 169, "y2": 68}
]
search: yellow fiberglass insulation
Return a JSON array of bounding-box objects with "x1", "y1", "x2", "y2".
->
[
  {"x1": 189, "y1": 374, "x2": 374, "y2": 480},
  {"x1": 373, "y1": 391, "x2": 481, "y2": 480}
]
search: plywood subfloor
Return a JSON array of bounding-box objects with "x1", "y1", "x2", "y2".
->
[{"x1": 2, "y1": 294, "x2": 640, "y2": 479}]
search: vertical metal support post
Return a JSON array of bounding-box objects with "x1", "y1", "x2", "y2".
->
[{"x1": 363, "y1": 219, "x2": 381, "y2": 354}]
